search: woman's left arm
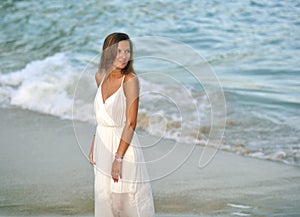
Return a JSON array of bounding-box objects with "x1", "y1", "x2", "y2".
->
[{"x1": 111, "y1": 73, "x2": 139, "y2": 180}]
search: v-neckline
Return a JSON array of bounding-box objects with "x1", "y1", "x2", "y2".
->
[{"x1": 101, "y1": 76, "x2": 125, "y2": 104}]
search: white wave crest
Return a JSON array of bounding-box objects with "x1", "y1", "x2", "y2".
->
[{"x1": 0, "y1": 53, "x2": 79, "y2": 119}]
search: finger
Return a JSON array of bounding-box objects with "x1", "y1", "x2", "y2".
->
[
  {"x1": 89, "y1": 156, "x2": 95, "y2": 165},
  {"x1": 112, "y1": 170, "x2": 120, "y2": 179},
  {"x1": 117, "y1": 163, "x2": 122, "y2": 179},
  {"x1": 119, "y1": 170, "x2": 122, "y2": 179},
  {"x1": 111, "y1": 170, "x2": 117, "y2": 179},
  {"x1": 90, "y1": 158, "x2": 96, "y2": 165},
  {"x1": 112, "y1": 174, "x2": 118, "y2": 180}
]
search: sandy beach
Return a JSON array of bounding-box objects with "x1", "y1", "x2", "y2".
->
[{"x1": 0, "y1": 107, "x2": 299, "y2": 217}]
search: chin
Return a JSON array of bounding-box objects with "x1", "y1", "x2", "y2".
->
[{"x1": 118, "y1": 64, "x2": 127, "y2": 69}]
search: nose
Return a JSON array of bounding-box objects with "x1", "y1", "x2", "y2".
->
[{"x1": 118, "y1": 51, "x2": 126, "y2": 59}]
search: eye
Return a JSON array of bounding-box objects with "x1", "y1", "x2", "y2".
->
[
  {"x1": 118, "y1": 49, "x2": 122, "y2": 53},
  {"x1": 125, "y1": 50, "x2": 130, "y2": 54}
]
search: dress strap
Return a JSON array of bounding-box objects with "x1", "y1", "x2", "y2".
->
[
  {"x1": 99, "y1": 75, "x2": 106, "y2": 87},
  {"x1": 121, "y1": 75, "x2": 126, "y2": 86}
]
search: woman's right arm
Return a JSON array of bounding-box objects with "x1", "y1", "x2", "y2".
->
[
  {"x1": 89, "y1": 135, "x2": 96, "y2": 165},
  {"x1": 89, "y1": 72, "x2": 102, "y2": 166}
]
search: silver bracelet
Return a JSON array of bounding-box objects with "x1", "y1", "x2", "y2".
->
[{"x1": 115, "y1": 152, "x2": 123, "y2": 163}]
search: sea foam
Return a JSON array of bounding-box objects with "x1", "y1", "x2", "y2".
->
[{"x1": 0, "y1": 53, "x2": 79, "y2": 119}]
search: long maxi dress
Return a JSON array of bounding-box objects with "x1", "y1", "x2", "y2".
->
[{"x1": 93, "y1": 76, "x2": 155, "y2": 217}]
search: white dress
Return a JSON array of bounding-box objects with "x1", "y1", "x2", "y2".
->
[{"x1": 93, "y1": 75, "x2": 155, "y2": 217}]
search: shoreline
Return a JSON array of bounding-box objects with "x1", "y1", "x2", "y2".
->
[{"x1": 0, "y1": 107, "x2": 299, "y2": 216}]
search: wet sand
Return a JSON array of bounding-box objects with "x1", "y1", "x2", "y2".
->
[{"x1": 0, "y1": 108, "x2": 299, "y2": 217}]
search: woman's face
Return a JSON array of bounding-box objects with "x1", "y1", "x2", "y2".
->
[{"x1": 113, "y1": 40, "x2": 131, "y2": 70}]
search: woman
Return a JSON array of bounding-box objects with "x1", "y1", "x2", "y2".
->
[{"x1": 89, "y1": 32, "x2": 155, "y2": 217}]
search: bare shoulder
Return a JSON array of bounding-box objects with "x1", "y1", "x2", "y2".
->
[
  {"x1": 124, "y1": 72, "x2": 139, "y2": 84},
  {"x1": 95, "y1": 72, "x2": 103, "y2": 87},
  {"x1": 123, "y1": 73, "x2": 139, "y2": 97}
]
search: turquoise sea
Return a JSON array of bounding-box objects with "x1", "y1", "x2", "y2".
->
[
  {"x1": 0, "y1": 0, "x2": 300, "y2": 216},
  {"x1": 1, "y1": 0, "x2": 299, "y2": 165}
]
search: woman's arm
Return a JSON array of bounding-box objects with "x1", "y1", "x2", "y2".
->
[
  {"x1": 111, "y1": 73, "x2": 139, "y2": 180},
  {"x1": 89, "y1": 72, "x2": 103, "y2": 166},
  {"x1": 117, "y1": 73, "x2": 139, "y2": 156},
  {"x1": 89, "y1": 135, "x2": 96, "y2": 165}
]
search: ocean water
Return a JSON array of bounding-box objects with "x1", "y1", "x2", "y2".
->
[{"x1": 0, "y1": 0, "x2": 300, "y2": 168}]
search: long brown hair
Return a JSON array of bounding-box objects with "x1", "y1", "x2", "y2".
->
[{"x1": 98, "y1": 32, "x2": 134, "y2": 75}]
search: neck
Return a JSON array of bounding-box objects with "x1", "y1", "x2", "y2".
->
[
  {"x1": 108, "y1": 69, "x2": 123, "y2": 79},
  {"x1": 112, "y1": 68, "x2": 122, "y2": 75}
]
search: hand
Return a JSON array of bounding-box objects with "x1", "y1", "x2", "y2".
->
[
  {"x1": 111, "y1": 159, "x2": 122, "y2": 182},
  {"x1": 89, "y1": 151, "x2": 96, "y2": 166}
]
